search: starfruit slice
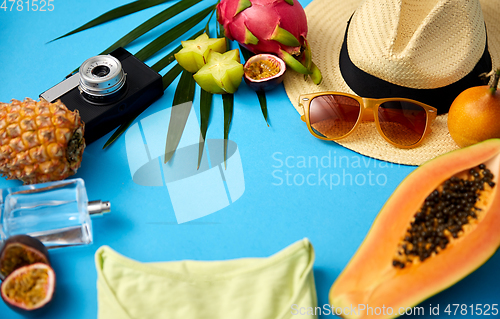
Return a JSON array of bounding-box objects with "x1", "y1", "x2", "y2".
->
[
  {"x1": 174, "y1": 33, "x2": 227, "y2": 73},
  {"x1": 193, "y1": 49, "x2": 244, "y2": 94}
]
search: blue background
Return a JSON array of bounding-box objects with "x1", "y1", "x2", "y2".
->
[{"x1": 0, "y1": 0, "x2": 498, "y2": 318}]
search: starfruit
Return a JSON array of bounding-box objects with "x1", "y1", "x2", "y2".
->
[
  {"x1": 174, "y1": 33, "x2": 227, "y2": 73},
  {"x1": 193, "y1": 49, "x2": 244, "y2": 94}
]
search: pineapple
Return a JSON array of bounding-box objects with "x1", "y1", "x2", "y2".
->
[{"x1": 0, "y1": 98, "x2": 85, "y2": 184}]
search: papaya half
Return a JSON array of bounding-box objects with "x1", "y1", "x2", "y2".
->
[{"x1": 329, "y1": 139, "x2": 500, "y2": 319}]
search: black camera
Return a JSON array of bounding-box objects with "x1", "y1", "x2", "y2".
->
[{"x1": 40, "y1": 47, "x2": 163, "y2": 144}]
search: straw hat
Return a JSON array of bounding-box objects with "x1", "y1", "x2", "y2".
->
[{"x1": 283, "y1": 0, "x2": 499, "y2": 166}]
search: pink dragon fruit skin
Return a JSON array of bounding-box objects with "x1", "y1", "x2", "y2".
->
[
  {"x1": 218, "y1": 0, "x2": 307, "y2": 56},
  {"x1": 217, "y1": 0, "x2": 322, "y2": 84}
]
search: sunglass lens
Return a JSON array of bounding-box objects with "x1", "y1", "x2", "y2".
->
[
  {"x1": 378, "y1": 101, "x2": 427, "y2": 146},
  {"x1": 309, "y1": 95, "x2": 360, "y2": 138}
]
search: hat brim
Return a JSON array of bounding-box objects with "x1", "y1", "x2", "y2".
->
[{"x1": 284, "y1": 0, "x2": 499, "y2": 166}]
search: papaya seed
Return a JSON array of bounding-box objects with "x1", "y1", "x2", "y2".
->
[{"x1": 393, "y1": 164, "x2": 496, "y2": 268}]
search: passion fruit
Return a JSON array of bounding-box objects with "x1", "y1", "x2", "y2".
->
[
  {"x1": 243, "y1": 54, "x2": 286, "y2": 92},
  {"x1": 0, "y1": 235, "x2": 50, "y2": 281},
  {"x1": 448, "y1": 69, "x2": 500, "y2": 147},
  {"x1": 1, "y1": 263, "x2": 56, "y2": 315}
]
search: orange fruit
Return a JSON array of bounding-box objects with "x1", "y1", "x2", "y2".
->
[{"x1": 448, "y1": 71, "x2": 500, "y2": 148}]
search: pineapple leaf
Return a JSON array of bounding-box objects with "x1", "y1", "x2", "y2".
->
[
  {"x1": 103, "y1": 63, "x2": 183, "y2": 149},
  {"x1": 198, "y1": 89, "x2": 213, "y2": 169},
  {"x1": 164, "y1": 70, "x2": 196, "y2": 163},
  {"x1": 239, "y1": 45, "x2": 269, "y2": 126},
  {"x1": 222, "y1": 93, "x2": 234, "y2": 169},
  {"x1": 49, "y1": 0, "x2": 173, "y2": 42},
  {"x1": 101, "y1": 0, "x2": 203, "y2": 55},
  {"x1": 135, "y1": 5, "x2": 215, "y2": 62},
  {"x1": 152, "y1": 29, "x2": 204, "y2": 72}
]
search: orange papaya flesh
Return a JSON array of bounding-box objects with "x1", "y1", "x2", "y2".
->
[{"x1": 329, "y1": 139, "x2": 500, "y2": 319}]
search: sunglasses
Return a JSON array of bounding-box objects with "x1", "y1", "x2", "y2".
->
[{"x1": 298, "y1": 92, "x2": 437, "y2": 148}]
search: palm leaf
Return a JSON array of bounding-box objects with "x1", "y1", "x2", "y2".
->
[
  {"x1": 102, "y1": 117, "x2": 135, "y2": 149},
  {"x1": 222, "y1": 93, "x2": 234, "y2": 168},
  {"x1": 204, "y1": 5, "x2": 216, "y2": 36},
  {"x1": 217, "y1": 18, "x2": 230, "y2": 51},
  {"x1": 239, "y1": 45, "x2": 269, "y2": 126},
  {"x1": 198, "y1": 89, "x2": 213, "y2": 169},
  {"x1": 151, "y1": 29, "x2": 204, "y2": 73},
  {"x1": 103, "y1": 63, "x2": 183, "y2": 149},
  {"x1": 164, "y1": 70, "x2": 196, "y2": 163},
  {"x1": 162, "y1": 63, "x2": 184, "y2": 90},
  {"x1": 135, "y1": 5, "x2": 215, "y2": 62},
  {"x1": 50, "y1": 0, "x2": 173, "y2": 42},
  {"x1": 256, "y1": 91, "x2": 269, "y2": 126},
  {"x1": 216, "y1": 24, "x2": 232, "y2": 167},
  {"x1": 101, "y1": 0, "x2": 203, "y2": 55},
  {"x1": 152, "y1": 45, "x2": 182, "y2": 73}
]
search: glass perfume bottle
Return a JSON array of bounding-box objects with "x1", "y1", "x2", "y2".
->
[{"x1": 0, "y1": 178, "x2": 110, "y2": 249}]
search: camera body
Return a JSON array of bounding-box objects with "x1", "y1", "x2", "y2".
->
[{"x1": 40, "y1": 47, "x2": 163, "y2": 144}]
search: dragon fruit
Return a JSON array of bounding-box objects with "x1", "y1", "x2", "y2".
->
[{"x1": 217, "y1": 0, "x2": 322, "y2": 84}]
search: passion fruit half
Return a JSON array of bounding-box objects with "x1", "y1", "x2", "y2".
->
[
  {"x1": 0, "y1": 235, "x2": 50, "y2": 280},
  {"x1": 243, "y1": 54, "x2": 286, "y2": 92},
  {"x1": 1, "y1": 263, "x2": 56, "y2": 315}
]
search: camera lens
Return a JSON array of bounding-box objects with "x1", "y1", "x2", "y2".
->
[
  {"x1": 91, "y1": 65, "x2": 111, "y2": 77},
  {"x1": 79, "y1": 55, "x2": 126, "y2": 103}
]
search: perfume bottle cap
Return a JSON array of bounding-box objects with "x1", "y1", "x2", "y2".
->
[{"x1": 88, "y1": 200, "x2": 111, "y2": 217}]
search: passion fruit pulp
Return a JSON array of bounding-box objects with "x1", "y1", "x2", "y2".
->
[
  {"x1": 243, "y1": 54, "x2": 286, "y2": 92},
  {"x1": 0, "y1": 235, "x2": 50, "y2": 280},
  {"x1": 1, "y1": 263, "x2": 56, "y2": 314}
]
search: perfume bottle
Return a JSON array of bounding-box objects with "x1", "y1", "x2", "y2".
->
[{"x1": 0, "y1": 178, "x2": 110, "y2": 249}]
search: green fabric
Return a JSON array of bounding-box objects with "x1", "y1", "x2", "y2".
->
[{"x1": 95, "y1": 238, "x2": 317, "y2": 319}]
